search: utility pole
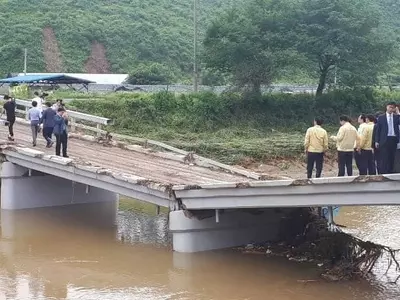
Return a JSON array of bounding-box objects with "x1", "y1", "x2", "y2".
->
[
  {"x1": 23, "y1": 48, "x2": 27, "y2": 75},
  {"x1": 193, "y1": 0, "x2": 199, "y2": 92},
  {"x1": 334, "y1": 65, "x2": 337, "y2": 86}
]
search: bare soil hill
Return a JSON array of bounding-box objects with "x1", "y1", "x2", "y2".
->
[
  {"x1": 84, "y1": 42, "x2": 111, "y2": 73},
  {"x1": 42, "y1": 27, "x2": 63, "y2": 72}
]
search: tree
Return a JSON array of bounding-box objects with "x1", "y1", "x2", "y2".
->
[
  {"x1": 375, "y1": 0, "x2": 400, "y2": 90},
  {"x1": 126, "y1": 62, "x2": 175, "y2": 85},
  {"x1": 201, "y1": 68, "x2": 229, "y2": 86},
  {"x1": 297, "y1": 0, "x2": 396, "y2": 96},
  {"x1": 203, "y1": 0, "x2": 302, "y2": 95}
]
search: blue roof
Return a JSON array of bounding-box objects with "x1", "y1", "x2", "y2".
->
[{"x1": 0, "y1": 74, "x2": 95, "y2": 84}]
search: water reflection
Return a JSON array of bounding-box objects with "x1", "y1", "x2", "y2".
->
[
  {"x1": 337, "y1": 206, "x2": 400, "y2": 285},
  {"x1": 0, "y1": 203, "x2": 397, "y2": 299},
  {"x1": 117, "y1": 210, "x2": 170, "y2": 246}
]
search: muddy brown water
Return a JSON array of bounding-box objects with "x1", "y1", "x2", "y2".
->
[{"x1": 0, "y1": 203, "x2": 399, "y2": 300}]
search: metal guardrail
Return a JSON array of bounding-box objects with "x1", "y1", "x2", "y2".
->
[
  {"x1": 0, "y1": 97, "x2": 264, "y2": 179},
  {"x1": 12, "y1": 99, "x2": 112, "y2": 125},
  {"x1": 0, "y1": 96, "x2": 112, "y2": 137}
]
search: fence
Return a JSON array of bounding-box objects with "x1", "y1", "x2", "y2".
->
[
  {"x1": 1, "y1": 97, "x2": 112, "y2": 137},
  {"x1": 0, "y1": 97, "x2": 268, "y2": 180}
]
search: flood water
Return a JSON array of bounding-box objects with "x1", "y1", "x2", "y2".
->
[{"x1": 0, "y1": 203, "x2": 400, "y2": 300}]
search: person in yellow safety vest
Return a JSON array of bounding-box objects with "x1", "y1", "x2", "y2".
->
[
  {"x1": 356, "y1": 115, "x2": 376, "y2": 175},
  {"x1": 330, "y1": 115, "x2": 359, "y2": 177},
  {"x1": 304, "y1": 118, "x2": 328, "y2": 179}
]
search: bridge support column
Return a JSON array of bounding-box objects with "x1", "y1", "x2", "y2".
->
[
  {"x1": 169, "y1": 209, "x2": 282, "y2": 253},
  {"x1": 1, "y1": 162, "x2": 118, "y2": 210}
]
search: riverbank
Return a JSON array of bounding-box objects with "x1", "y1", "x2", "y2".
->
[{"x1": 59, "y1": 89, "x2": 399, "y2": 164}]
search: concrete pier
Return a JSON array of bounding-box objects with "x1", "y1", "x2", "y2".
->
[
  {"x1": 169, "y1": 209, "x2": 282, "y2": 253},
  {"x1": 1, "y1": 162, "x2": 118, "y2": 210}
]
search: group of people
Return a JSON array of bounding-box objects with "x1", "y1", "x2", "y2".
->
[
  {"x1": 305, "y1": 101, "x2": 400, "y2": 178},
  {"x1": 2, "y1": 94, "x2": 69, "y2": 158}
]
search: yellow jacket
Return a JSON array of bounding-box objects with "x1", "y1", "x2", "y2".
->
[
  {"x1": 358, "y1": 122, "x2": 374, "y2": 150},
  {"x1": 304, "y1": 125, "x2": 328, "y2": 153},
  {"x1": 331, "y1": 122, "x2": 358, "y2": 152}
]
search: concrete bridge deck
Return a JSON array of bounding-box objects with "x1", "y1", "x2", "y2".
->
[
  {"x1": 2, "y1": 122, "x2": 400, "y2": 210},
  {"x1": 0, "y1": 123, "x2": 252, "y2": 186}
]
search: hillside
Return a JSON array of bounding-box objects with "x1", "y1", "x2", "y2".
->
[
  {"x1": 0, "y1": 0, "x2": 397, "y2": 83},
  {"x1": 0, "y1": 0, "x2": 231, "y2": 78}
]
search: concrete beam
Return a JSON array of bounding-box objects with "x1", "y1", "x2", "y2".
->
[
  {"x1": 169, "y1": 209, "x2": 281, "y2": 253},
  {"x1": 2, "y1": 148, "x2": 174, "y2": 208},
  {"x1": 173, "y1": 175, "x2": 400, "y2": 209},
  {"x1": 178, "y1": 184, "x2": 400, "y2": 209},
  {"x1": 1, "y1": 162, "x2": 119, "y2": 210}
]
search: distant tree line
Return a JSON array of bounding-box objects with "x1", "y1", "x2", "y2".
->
[
  {"x1": 202, "y1": 0, "x2": 399, "y2": 96},
  {"x1": 0, "y1": 0, "x2": 398, "y2": 91}
]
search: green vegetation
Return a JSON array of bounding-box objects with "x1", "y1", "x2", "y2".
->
[
  {"x1": 204, "y1": 0, "x2": 397, "y2": 95},
  {"x1": 3, "y1": 0, "x2": 399, "y2": 163},
  {"x1": 0, "y1": 0, "x2": 398, "y2": 87},
  {"x1": 0, "y1": 0, "x2": 230, "y2": 79},
  {"x1": 125, "y1": 62, "x2": 176, "y2": 85},
  {"x1": 119, "y1": 197, "x2": 168, "y2": 215},
  {"x1": 67, "y1": 89, "x2": 399, "y2": 164},
  {"x1": 204, "y1": 0, "x2": 302, "y2": 94}
]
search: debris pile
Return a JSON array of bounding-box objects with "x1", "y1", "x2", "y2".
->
[{"x1": 239, "y1": 208, "x2": 400, "y2": 282}]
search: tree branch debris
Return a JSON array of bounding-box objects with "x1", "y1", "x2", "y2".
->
[{"x1": 239, "y1": 208, "x2": 400, "y2": 282}]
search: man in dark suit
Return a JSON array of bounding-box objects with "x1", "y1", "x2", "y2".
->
[
  {"x1": 375, "y1": 102, "x2": 400, "y2": 174},
  {"x1": 370, "y1": 114, "x2": 379, "y2": 174}
]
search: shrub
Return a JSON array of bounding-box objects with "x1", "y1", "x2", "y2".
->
[{"x1": 70, "y1": 88, "x2": 400, "y2": 135}]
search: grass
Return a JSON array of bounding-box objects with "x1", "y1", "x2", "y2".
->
[
  {"x1": 55, "y1": 90, "x2": 346, "y2": 164},
  {"x1": 107, "y1": 126, "x2": 340, "y2": 165},
  {"x1": 119, "y1": 197, "x2": 168, "y2": 215}
]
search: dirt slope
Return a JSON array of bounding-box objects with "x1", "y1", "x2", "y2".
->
[
  {"x1": 84, "y1": 42, "x2": 111, "y2": 73},
  {"x1": 42, "y1": 27, "x2": 64, "y2": 72}
]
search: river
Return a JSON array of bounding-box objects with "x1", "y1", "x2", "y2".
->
[{"x1": 0, "y1": 203, "x2": 399, "y2": 300}]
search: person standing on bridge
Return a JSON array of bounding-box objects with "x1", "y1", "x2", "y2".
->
[
  {"x1": 32, "y1": 91, "x2": 43, "y2": 114},
  {"x1": 374, "y1": 102, "x2": 400, "y2": 174},
  {"x1": 371, "y1": 112, "x2": 381, "y2": 174},
  {"x1": 53, "y1": 107, "x2": 69, "y2": 158},
  {"x1": 52, "y1": 99, "x2": 66, "y2": 111},
  {"x1": 331, "y1": 116, "x2": 358, "y2": 177},
  {"x1": 2, "y1": 95, "x2": 16, "y2": 141},
  {"x1": 40, "y1": 102, "x2": 56, "y2": 148},
  {"x1": 28, "y1": 101, "x2": 41, "y2": 147},
  {"x1": 356, "y1": 114, "x2": 376, "y2": 175},
  {"x1": 354, "y1": 114, "x2": 367, "y2": 173},
  {"x1": 304, "y1": 118, "x2": 328, "y2": 179}
]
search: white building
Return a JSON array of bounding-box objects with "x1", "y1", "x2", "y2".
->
[{"x1": 17, "y1": 73, "x2": 129, "y2": 85}]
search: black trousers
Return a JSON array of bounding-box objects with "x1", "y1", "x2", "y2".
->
[
  {"x1": 338, "y1": 151, "x2": 353, "y2": 177},
  {"x1": 55, "y1": 132, "x2": 68, "y2": 157},
  {"x1": 7, "y1": 117, "x2": 15, "y2": 137},
  {"x1": 354, "y1": 150, "x2": 362, "y2": 173},
  {"x1": 379, "y1": 137, "x2": 398, "y2": 174},
  {"x1": 307, "y1": 152, "x2": 324, "y2": 179},
  {"x1": 43, "y1": 127, "x2": 53, "y2": 144},
  {"x1": 394, "y1": 149, "x2": 400, "y2": 174},
  {"x1": 357, "y1": 149, "x2": 376, "y2": 175},
  {"x1": 374, "y1": 149, "x2": 380, "y2": 174}
]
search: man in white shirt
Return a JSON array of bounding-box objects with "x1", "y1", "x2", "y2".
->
[
  {"x1": 32, "y1": 91, "x2": 43, "y2": 112},
  {"x1": 28, "y1": 100, "x2": 41, "y2": 146}
]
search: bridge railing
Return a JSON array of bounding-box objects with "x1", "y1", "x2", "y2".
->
[
  {"x1": 0, "y1": 97, "x2": 264, "y2": 179},
  {"x1": 2, "y1": 98, "x2": 112, "y2": 136}
]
